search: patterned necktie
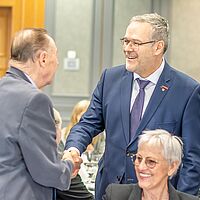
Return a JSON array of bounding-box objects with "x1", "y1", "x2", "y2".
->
[{"x1": 130, "y1": 78, "x2": 150, "y2": 139}]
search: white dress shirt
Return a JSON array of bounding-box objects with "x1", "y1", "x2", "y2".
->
[{"x1": 130, "y1": 59, "x2": 165, "y2": 117}]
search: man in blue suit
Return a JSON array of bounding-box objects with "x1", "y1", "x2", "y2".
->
[{"x1": 65, "y1": 13, "x2": 200, "y2": 199}]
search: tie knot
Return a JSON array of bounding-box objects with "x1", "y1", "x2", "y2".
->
[{"x1": 136, "y1": 78, "x2": 150, "y2": 89}]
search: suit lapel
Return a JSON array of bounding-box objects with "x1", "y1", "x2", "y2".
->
[
  {"x1": 120, "y1": 69, "x2": 133, "y2": 144},
  {"x1": 168, "y1": 182, "x2": 180, "y2": 200},
  {"x1": 129, "y1": 63, "x2": 172, "y2": 144},
  {"x1": 128, "y1": 184, "x2": 142, "y2": 200}
]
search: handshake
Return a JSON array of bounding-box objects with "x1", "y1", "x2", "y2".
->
[{"x1": 62, "y1": 149, "x2": 83, "y2": 178}]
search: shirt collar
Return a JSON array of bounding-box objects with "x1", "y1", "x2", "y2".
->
[
  {"x1": 133, "y1": 59, "x2": 165, "y2": 85},
  {"x1": 24, "y1": 72, "x2": 37, "y2": 88}
]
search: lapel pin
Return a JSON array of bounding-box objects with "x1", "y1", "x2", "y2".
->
[{"x1": 161, "y1": 85, "x2": 169, "y2": 91}]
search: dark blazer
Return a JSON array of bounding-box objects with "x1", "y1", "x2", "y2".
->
[
  {"x1": 56, "y1": 174, "x2": 94, "y2": 200},
  {"x1": 56, "y1": 141, "x2": 94, "y2": 200},
  {"x1": 103, "y1": 183, "x2": 199, "y2": 200},
  {"x1": 0, "y1": 67, "x2": 73, "y2": 200},
  {"x1": 65, "y1": 62, "x2": 200, "y2": 199}
]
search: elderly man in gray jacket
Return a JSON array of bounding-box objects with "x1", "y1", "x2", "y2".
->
[{"x1": 0, "y1": 28, "x2": 82, "y2": 200}]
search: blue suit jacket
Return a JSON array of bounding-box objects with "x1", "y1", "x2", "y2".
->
[
  {"x1": 65, "y1": 62, "x2": 200, "y2": 200},
  {"x1": 0, "y1": 67, "x2": 73, "y2": 200}
]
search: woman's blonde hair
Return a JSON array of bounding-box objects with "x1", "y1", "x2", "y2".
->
[{"x1": 64, "y1": 100, "x2": 90, "y2": 140}]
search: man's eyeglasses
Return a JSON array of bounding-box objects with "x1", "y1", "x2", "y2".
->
[
  {"x1": 120, "y1": 38, "x2": 156, "y2": 50},
  {"x1": 130, "y1": 153, "x2": 159, "y2": 169}
]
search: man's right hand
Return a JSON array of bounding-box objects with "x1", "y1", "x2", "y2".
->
[{"x1": 62, "y1": 149, "x2": 83, "y2": 178}]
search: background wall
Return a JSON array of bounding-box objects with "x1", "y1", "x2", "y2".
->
[
  {"x1": 169, "y1": 0, "x2": 200, "y2": 81},
  {"x1": 52, "y1": 0, "x2": 93, "y2": 97}
]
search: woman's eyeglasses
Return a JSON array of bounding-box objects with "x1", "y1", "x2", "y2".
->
[{"x1": 130, "y1": 153, "x2": 159, "y2": 169}]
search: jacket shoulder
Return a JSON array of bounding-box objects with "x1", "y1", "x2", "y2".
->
[
  {"x1": 169, "y1": 183, "x2": 199, "y2": 200},
  {"x1": 101, "y1": 64, "x2": 131, "y2": 83},
  {"x1": 167, "y1": 63, "x2": 199, "y2": 87},
  {"x1": 176, "y1": 191, "x2": 199, "y2": 200},
  {"x1": 105, "y1": 64, "x2": 126, "y2": 73},
  {"x1": 104, "y1": 184, "x2": 140, "y2": 200}
]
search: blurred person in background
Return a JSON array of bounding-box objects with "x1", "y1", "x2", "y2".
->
[{"x1": 54, "y1": 108, "x2": 62, "y2": 145}]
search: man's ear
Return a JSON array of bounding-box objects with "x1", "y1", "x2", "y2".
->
[
  {"x1": 154, "y1": 40, "x2": 165, "y2": 55},
  {"x1": 39, "y1": 50, "x2": 48, "y2": 67}
]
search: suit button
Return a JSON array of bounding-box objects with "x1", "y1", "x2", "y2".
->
[{"x1": 126, "y1": 151, "x2": 130, "y2": 157}]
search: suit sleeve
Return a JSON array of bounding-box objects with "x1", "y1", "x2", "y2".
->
[
  {"x1": 177, "y1": 84, "x2": 200, "y2": 195},
  {"x1": 65, "y1": 69, "x2": 107, "y2": 154},
  {"x1": 18, "y1": 92, "x2": 73, "y2": 190}
]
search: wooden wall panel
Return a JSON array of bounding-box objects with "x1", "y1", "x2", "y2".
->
[
  {"x1": 21, "y1": 0, "x2": 45, "y2": 28},
  {"x1": 0, "y1": 0, "x2": 45, "y2": 77},
  {"x1": 0, "y1": 7, "x2": 11, "y2": 77}
]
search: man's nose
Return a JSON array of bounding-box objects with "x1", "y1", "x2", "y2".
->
[{"x1": 124, "y1": 42, "x2": 134, "y2": 51}]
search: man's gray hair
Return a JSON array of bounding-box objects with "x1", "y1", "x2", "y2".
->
[
  {"x1": 138, "y1": 129, "x2": 183, "y2": 177},
  {"x1": 10, "y1": 28, "x2": 50, "y2": 63},
  {"x1": 130, "y1": 13, "x2": 169, "y2": 53}
]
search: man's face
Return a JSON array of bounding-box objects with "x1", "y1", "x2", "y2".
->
[
  {"x1": 45, "y1": 37, "x2": 59, "y2": 85},
  {"x1": 123, "y1": 22, "x2": 157, "y2": 77}
]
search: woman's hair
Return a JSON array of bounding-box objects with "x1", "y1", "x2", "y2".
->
[
  {"x1": 130, "y1": 13, "x2": 169, "y2": 53},
  {"x1": 64, "y1": 100, "x2": 90, "y2": 140},
  {"x1": 138, "y1": 129, "x2": 183, "y2": 176}
]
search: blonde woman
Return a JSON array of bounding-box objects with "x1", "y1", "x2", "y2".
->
[
  {"x1": 63, "y1": 100, "x2": 90, "y2": 143},
  {"x1": 62, "y1": 100, "x2": 101, "y2": 155}
]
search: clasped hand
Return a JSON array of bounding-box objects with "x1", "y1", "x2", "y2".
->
[{"x1": 62, "y1": 150, "x2": 83, "y2": 178}]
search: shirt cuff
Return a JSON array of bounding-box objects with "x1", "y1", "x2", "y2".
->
[{"x1": 67, "y1": 147, "x2": 80, "y2": 155}]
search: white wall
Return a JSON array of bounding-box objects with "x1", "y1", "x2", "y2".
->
[{"x1": 169, "y1": 0, "x2": 200, "y2": 81}]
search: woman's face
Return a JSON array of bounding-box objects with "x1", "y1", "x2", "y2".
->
[{"x1": 135, "y1": 142, "x2": 176, "y2": 192}]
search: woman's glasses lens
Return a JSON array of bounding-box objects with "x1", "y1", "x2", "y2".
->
[{"x1": 131, "y1": 154, "x2": 158, "y2": 169}]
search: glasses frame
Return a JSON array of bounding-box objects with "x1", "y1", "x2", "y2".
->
[
  {"x1": 130, "y1": 153, "x2": 160, "y2": 169},
  {"x1": 120, "y1": 37, "x2": 156, "y2": 50}
]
